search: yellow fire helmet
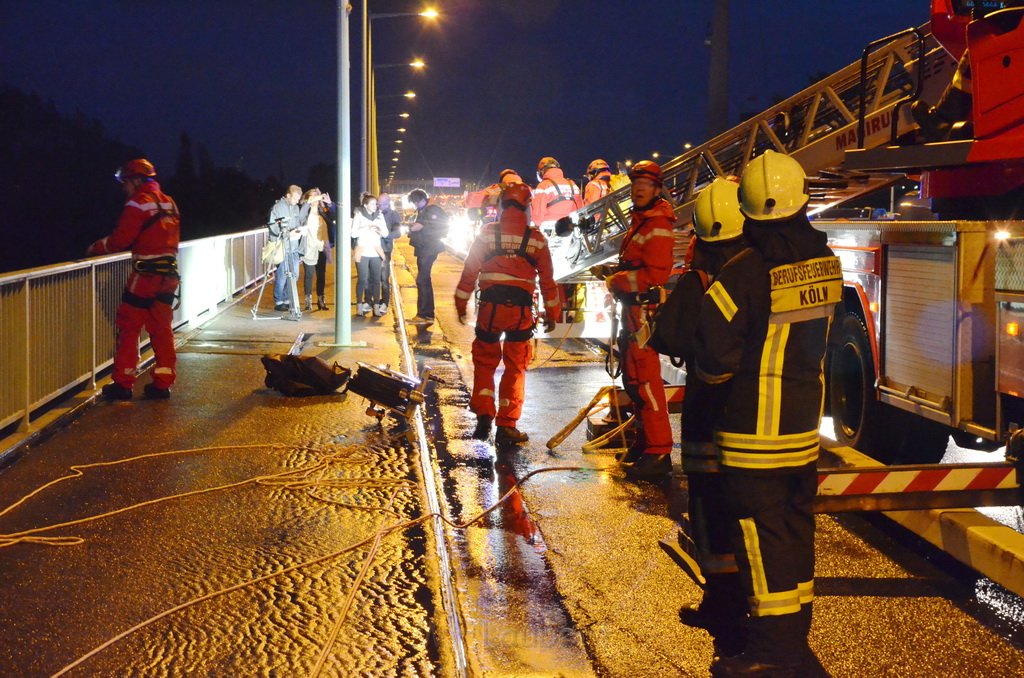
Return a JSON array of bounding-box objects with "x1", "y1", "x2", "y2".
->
[
  {"x1": 738, "y1": 149, "x2": 809, "y2": 221},
  {"x1": 693, "y1": 177, "x2": 744, "y2": 242}
]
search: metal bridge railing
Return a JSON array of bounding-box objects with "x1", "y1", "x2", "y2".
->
[{"x1": 0, "y1": 227, "x2": 269, "y2": 438}]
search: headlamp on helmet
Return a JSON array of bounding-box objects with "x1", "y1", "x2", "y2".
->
[
  {"x1": 115, "y1": 158, "x2": 156, "y2": 184},
  {"x1": 536, "y1": 156, "x2": 560, "y2": 182},
  {"x1": 587, "y1": 159, "x2": 611, "y2": 177}
]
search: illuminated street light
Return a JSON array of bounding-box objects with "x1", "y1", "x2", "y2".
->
[
  {"x1": 393, "y1": 149, "x2": 401, "y2": 154},
  {"x1": 375, "y1": 58, "x2": 426, "y2": 70},
  {"x1": 683, "y1": 142, "x2": 693, "y2": 149},
  {"x1": 651, "y1": 152, "x2": 660, "y2": 159},
  {"x1": 395, "y1": 139, "x2": 404, "y2": 144},
  {"x1": 362, "y1": 5, "x2": 439, "y2": 192}
]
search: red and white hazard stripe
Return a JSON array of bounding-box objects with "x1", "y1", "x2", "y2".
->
[{"x1": 817, "y1": 465, "x2": 1018, "y2": 496}]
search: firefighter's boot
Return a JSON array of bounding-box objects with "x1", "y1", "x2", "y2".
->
[
  {"x1": 623, "y1": 453, "x2": 672, "y2": 481},
  {"x1": 680, "y1": 573, "x2": 746, "y2": 631},
  {"x1": 101, "y1": 383, "x2": 133, "y2": 401},
  {"x1": 495, "y1": 426, "x2": 529, "y2": 446},
  {"x1": 911, "y1": 84, "x2": 972, "y2": 142},
  {"x1": 472, "y1": 415, "x2": 493, "y2": 441},
  {"x1": 143, "y1": 382, "x2": 171, "y2": 400}
]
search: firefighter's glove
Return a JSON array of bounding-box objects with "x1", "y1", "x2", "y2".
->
[
  {"x1": 589, "y1": 264, "x2": 614, "y2": 280},
  {"x1": 543, "y1": 316, "x2": 557, "y2": 333}
]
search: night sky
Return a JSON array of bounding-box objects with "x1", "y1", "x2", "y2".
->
[{"x1": 2, "y1": 1, "x2": 925, "y2": 190}]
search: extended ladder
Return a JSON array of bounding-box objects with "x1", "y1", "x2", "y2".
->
[{"x1": 553, "y1": 24, "x2": 957, "y2": 282}]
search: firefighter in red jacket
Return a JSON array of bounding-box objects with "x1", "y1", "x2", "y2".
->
[
  {"x1": 455, "y1": 183, "x2": 561, "y2": 446},
  {"x1": 602, "y1": 160, "x2": 675, "y2": 480},
  {"x1": 88, "y1": 158, "x2": 181, "y2": 400},
  {"x1": 466, "y1": 169, "x2": 523, "y2": 210},
  {"x1": 583, "y1": 158, "x2": 613, "y2": 205},
  {"x1": 531, "y1": 156, "x2": 583, "y2": 237},
  {"x1": 695, "y1": 150, "x2": 842, "y2": 676}
]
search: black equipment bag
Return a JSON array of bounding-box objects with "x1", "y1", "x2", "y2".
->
[
  {"x1": 344, "y1": 362, "x2": 422, "y2": 415},
  {"x1": 261, "y1": 354, "x2": 351, "y2": 397}
]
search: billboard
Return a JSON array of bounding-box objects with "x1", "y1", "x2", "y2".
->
[{"x1": 433, "y1": 177, "x2": 461, "y2": 188}]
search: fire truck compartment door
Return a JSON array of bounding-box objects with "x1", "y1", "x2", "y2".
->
[{"x1": 881, "y1": 244, "x2": 956, "y2": 419}]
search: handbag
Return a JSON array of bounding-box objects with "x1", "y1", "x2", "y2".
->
[{"x1": 261, "y1": 238, "x2": 284, "y2": 266}]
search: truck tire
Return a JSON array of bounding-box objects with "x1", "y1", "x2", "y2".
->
[
  {"x1": 828, "y1": 313, "x2": 951, "y2": 463},
  {"x1": 829, "y1": 314, "x2": 879, "y2": 452}
]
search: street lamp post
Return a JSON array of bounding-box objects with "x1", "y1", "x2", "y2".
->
[
  {"x1": 361, "y1": 4, "x2": 436, "y2": 194},
  {"x1": 332, "y1": 1, "x2": 360, "y2": 346}
]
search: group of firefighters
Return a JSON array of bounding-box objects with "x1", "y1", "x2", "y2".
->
[
  {"x1": 91, "y1": 148, "x2": 836, "y2": 675},
  {"x1": 455, "y1": 150, "x2": 839, "y2": 676}
]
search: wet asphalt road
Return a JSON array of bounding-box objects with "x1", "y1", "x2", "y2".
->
[
  {"x1": 410, "y1": 244, "x2": 1024, "y2": 677},
  {"x1": 2, "y1": 242, "x2": 1024, "y2": 676}
]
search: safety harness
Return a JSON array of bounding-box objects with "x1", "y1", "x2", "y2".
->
[
  {"x1": 476, "y1": 226, "x2": 538, "y2": 343},
  {"x1": 542, "y1": 179, "x2": 579, "y2": 209},
  {"x1": 124, "y1": 193, "x2": 182, "y2": 309}
]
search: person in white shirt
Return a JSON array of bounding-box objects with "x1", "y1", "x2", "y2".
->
[{"x1": 351, "y1": 192, "x2": 388, "y2": 316}]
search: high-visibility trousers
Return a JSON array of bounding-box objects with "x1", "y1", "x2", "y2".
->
[
  {"x1": 617, "y1": 308, "x2": 672, "y2": 454},
  {"x1": 113, "y1": 273, "x2": 178, "y2": 389},
  {"x1": 725, "y1": 467, "x2": 816, "y2": 665},
  {"x1": 470, "y1": 300, "x2": 534, "y2": 427}
]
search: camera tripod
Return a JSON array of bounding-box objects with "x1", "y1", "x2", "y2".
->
[{"x1": 252, "y1": 226, "x2": 303, "y2": 321}]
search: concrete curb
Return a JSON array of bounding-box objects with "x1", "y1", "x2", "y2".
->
[{"x1": 822, "y1": 439, "x2": 1024, "y2": 598}]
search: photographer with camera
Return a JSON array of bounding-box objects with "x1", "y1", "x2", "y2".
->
[
  {"x1": 268, "y1": 185, "x2": 311, "y2": 311},
  {"x1": 298, "y1": 188, "x2": 332, "y2": 311}
]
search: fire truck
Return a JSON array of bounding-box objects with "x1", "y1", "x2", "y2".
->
[{"x1": 553, "y1": 0, "x2": 1024, "y2": 464}]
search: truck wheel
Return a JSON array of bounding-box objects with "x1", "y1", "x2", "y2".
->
[{"x1": 829, "y1": 314, "x2": 879, "y2": 451}]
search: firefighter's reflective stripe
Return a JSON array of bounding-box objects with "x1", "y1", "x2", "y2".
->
[
  {"x1": 642, "y1": 382, "x2": 661, "y2": 412},
  {"x1": 707, "y1": 281, "x2": 738, "y2": 322},
  {"x1": 695, "y1": 363, "x2": 734, "y2": 385},
  {"x1": 455, "y1": 288, "x2": 472, "y2": 301},
  {"x1": 544, "y1": 296, "x2": 559, "y2": 309},
  {"x1": 478, "y1": 389, "x2": 495, "y2": 400},
  {"x1": 757, "y1": 323, "x2": 790, "y2": 437},
  {"x1": 797, "y1": 579, "x2": 813, "y2": 605},
  {"x1": 628, "y1": 227, "x2": 675, "y2": 245},
  {"x1": 479, "y1": 271, "x2": 538, "y2": 285},
  {"x1": 740, "y1": 518, "x2": 804, "y2": 617},
  {"x1": 716, "y1": 429, "x2": 819, "y2": 469},
  {"x1": 624, "y1": 270, "x2": 640, "y2": 293},
  {"x1": 126, "y1": 199, "x2": 176, "y2": 212}
]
